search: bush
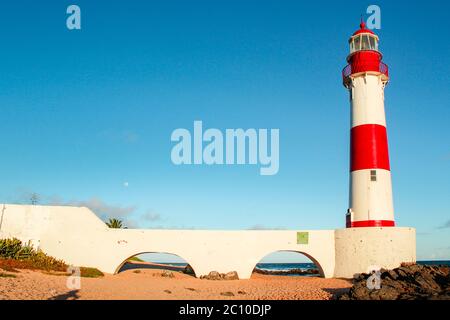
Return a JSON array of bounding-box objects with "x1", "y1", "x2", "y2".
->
[
  {"x1": 128, "y1": 256, "x2": 144, "y2": 262},
  {"x1": 0, "y1": 238, "x2": 23, "y2": 259},
  {"x1": 29, "y1": 251, "x2": 67, "y2": 272},
  {"x1": 0, "y1": 238, "x2": 103, "y2": 277},
  {"x1": 80, "y1": 267, "x2": 104, "y2": 278},
  {"x1": 0, "y1": 238, "x2": 67, "y2": 272},
  {"x1": 17, "y1": 243, "x2": 35, "y2": 260}
]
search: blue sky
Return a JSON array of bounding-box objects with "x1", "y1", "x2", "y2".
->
[{"x1": 0, "y1": 1, "x2": 449, "y2": 263}]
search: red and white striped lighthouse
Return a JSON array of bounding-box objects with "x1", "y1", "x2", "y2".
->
[{"x1": 342, "y1": 21, "x2": 395, "y2": 228}]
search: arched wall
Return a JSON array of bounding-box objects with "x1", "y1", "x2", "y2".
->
[
  {"x1": 0, "y1": 205, "x2": 338, "y2": 278},
  {"x1": 95, "y1": 228, "x2": 337, "y2": 278},
  {"x1": 0, "y1": 204, "x2": 416, "y2": 279}
]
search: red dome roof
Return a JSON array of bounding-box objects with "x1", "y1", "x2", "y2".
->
[{"x1": 353, "y1": 21, "x2": 375, "y2": 36}]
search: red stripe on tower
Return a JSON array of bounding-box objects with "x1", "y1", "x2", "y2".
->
[
  {"x1": 350, "y1": 220, "x2": 395, "y2": 228},
  {"x1": 350, "y1": 124, "x2": 390, "y2": 171}
]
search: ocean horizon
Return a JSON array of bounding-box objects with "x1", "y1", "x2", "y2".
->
[{"x1": 140, "y1": 260, "x2": 450, "y2": 275}]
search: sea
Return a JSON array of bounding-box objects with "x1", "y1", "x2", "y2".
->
[
  {"x1": 155, "y1": 260, "x2": 450, "y2": 276},
  {"x1": 255, "y1": 261, "x2": 450, "y2": 275}
]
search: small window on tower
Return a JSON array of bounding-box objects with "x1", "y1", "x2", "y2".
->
[{"x1": 370, "y1": 170, "x2": 377, "y2": 182}]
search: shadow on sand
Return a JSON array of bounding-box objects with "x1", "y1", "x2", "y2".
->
[
  {"x1": 119, "y1": 261, "x2": 188, "y2": 273},
  {"x1": 49, "y1": 290, "x2": 80, "y2": 300},
  {"x1": 323, "y1": 287, "x2": 351, "y2": 299}
]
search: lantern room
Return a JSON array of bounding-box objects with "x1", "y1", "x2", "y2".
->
[
  {"x1": 348, "y1": 21, "x2": 380, "y2": 57},
  {"x1": 349, "y1": 31, "x2": 379, "y2": 54},
  {"x1": 342, "y1": 21, "x2": 389, "y2": 87}
]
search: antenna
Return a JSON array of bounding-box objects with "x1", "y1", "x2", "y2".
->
[{"x1": 360, "y1": 15, "x2": 366, "y2": 29}]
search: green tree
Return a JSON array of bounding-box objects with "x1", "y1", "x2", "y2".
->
[
  {"x1": 106, "y1": 218, "x2": 123, "y2": 229},
  {"x1": 30, "y1": 193, "x2": 39, "y2": 205}
]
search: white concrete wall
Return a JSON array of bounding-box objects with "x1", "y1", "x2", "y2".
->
[
  {"x1": 0, "y1": 204, "x2": 416, "y2": 279},
  {"x1": 334, "y1": 227, "x2": 416, "y2": 278}
]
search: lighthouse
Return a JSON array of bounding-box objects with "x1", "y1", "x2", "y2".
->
[{"x1": 342, "y1": 21, "x2": 395, "y2": 228}]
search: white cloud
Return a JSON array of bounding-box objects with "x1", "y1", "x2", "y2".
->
[
  {"x1": 49, "y1": 196, "x2": 136, "y2": 220},
  {"x1": 142, "y1": 210, "x2": 161, "y2": 222},
  {"x1": 437, "y1": 220, "x2": 450, "y2": 229}
]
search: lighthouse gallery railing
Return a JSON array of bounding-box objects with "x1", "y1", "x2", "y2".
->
[{"x1": 342, "y1": 61, "x2": 389, "y2": 81}]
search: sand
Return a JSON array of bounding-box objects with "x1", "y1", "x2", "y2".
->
[{"x1": 0, "y1": 263, "x2": 351, "y2": 300}]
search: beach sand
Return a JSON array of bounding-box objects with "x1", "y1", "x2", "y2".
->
[{"x1": 0, "y1": 262, "x2": 351, "y2": 300}]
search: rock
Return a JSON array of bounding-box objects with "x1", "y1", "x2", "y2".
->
[
  {"x1": 380, "y1": 270, "x2": 395, "y2": 280},
  {"x1": 409, "y1": 264, "x2": 424, "y2": 273},
  {"x1": 224, "y1": 271, "x2": 239, "y2": 280},
  {"x1": 351, "y1": 285, "x2": 370, "y2": 300},
  {"x1": 396, "y1": 268, "x2": 408, "y2": 278},
  {"x1": 201, "y1": 271, "x2": 222, "y2": 280},
  {"x1": 401, "y1": 261, "x2": 416, "y2": 267},
  {"x1": 377, "y1": 286, "x2": 400, "y2": 300},
  {"x1": 161, "y1": 270, "x2": 174, "y2": 278},
  {"x1": 220, "y1": 292, "x2": 235, "y2": 297},
  {"x1": 253, "y1": 268, "x2": 319, "y2": 276},
  {"x1": 353, "y1": 273, "x2": 364, "y2": 281},
  {"x1": 414, "y1": 273, "x2": 440, "y2": 294},
  {"x1": 200, "y1": 270, "x2": 239, "y2": 280},
  {"x1": 338, "y1": 264, "x2": 450, "y2": 300},
  {"x1": 183, "y1": 264, "x2": 196, "y2": 276},
  {"x1": 164, "y1": 290, "x2": 172, "y2": 294}
]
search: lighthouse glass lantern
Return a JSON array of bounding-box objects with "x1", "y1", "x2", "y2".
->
[{"x1": 349, "y1": 33, "x2": 379, "y2": 53}]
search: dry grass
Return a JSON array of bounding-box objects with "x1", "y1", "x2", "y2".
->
[
  {"x1": 0, "y1": 272, "x2": 17, "y2": 278},
  {"x1": 0, "y1": 255, "x2": 66, "y2": 272},
  {"x1": 0, "y1": 258, "x2": 104, "y2": 278},
  {"x1": 0, "y1": 238, "x2": 104, "y2": 278}
]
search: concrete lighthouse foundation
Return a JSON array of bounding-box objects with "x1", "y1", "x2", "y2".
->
[
  {"x1": 334, "y1": 227, "x2": 416, "y2": 278},
  {"x1": 0, "y1": 204, "x2": 415, "y2": 279}
]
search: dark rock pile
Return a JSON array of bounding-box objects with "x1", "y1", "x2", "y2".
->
[
  {"x1": 338, "y1": 264, "x2": 450, "y2": 300},
  {"x1": 253, "y1": 268, "x2": 319, "y2": 276},
  {"x1": 200, "y1": 271, "x2": 239, "y2": 280},
  {"x1": 182, "y1": 264, "x2": 196, "y2": 276}
]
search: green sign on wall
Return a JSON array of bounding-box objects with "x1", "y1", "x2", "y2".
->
[{"x1": 297, "y1": 232, "x2": 309, "y2": 245}]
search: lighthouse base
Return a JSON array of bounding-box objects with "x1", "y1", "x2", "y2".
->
[{"x1": 334, "y1": 227, "x2": 416, "y2": 278}]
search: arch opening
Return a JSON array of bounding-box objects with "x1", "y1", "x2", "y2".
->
[
  {"x1": 251, "y1": 250, "x2": 325, "y2": 278},
  {"x1": 115, "y1": 252, "x2": 196, "y2": 277}
]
